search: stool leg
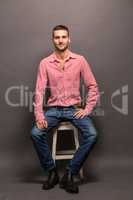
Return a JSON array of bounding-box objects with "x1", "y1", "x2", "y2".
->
[
  {"x1": 79, "y1": 168, "x2": 84, "y2": 179},
  {"x1": 52, "y1": 130, "x2": 58, "y2": 162},
  {"x1": 73, "y1": 127, "x2": 84, "y2": 179},
  {"x1": 73, "y1": 127, "x2": 79, "y2": 149}
]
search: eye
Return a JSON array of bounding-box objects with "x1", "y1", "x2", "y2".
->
[{"x1": 54, "y1": 36, "x2": 60, "y2": 39}]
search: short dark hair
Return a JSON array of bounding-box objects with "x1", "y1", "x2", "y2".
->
[{"x1": 52, "y1": 25, "x2": 69, "y2": 37}]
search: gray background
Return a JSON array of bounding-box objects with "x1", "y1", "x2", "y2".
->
[{"x1": 0, "y1": 0, "x2": 132, "y2": 199}]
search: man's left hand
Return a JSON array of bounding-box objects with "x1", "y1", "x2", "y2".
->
[{"x1": 73, "y1": 108, "x2": 86, "y2": 119}]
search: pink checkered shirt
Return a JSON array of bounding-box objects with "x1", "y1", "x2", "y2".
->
[{"x1": 34, "y1": 50, "x2": 99, "y2": 122}]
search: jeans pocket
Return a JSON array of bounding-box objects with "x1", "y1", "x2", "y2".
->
[{"x1": 45, "y1": 108, "x2": 57, "y2": 117}]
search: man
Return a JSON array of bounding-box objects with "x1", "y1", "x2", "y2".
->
[{"x1": 31, "y1": 25, "x2": 99, "y2": 194}]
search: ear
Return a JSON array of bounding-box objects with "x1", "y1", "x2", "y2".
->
[{"x1": 69, "y1": 38, "x2": 71, "y2": 43}]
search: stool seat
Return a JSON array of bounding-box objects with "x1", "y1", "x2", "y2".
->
[{"x1": 52, "y1": 121, "x2": 84, "y2": 178}]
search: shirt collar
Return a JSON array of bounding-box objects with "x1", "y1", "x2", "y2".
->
[{"x1": 49, "y1": 50, "x2": 77, "y2": 63}]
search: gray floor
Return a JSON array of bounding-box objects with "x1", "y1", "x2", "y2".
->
[{"x1": 0, "y1": 157, "x2": 133, "y2": 200}]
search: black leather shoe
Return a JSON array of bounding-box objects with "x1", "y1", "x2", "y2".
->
[
  {"x1": 59, "y1": 170, "x2": 79, "y2": 194},
  {"x1": 42, "y1": 167, "x2": 59, "y2": 190}
]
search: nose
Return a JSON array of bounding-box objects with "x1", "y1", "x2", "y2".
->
[{"x1": 59, "y1": 38, "x2": 63, "y2": 43}]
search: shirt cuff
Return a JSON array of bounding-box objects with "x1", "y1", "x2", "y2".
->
[
  {"x1": 83, "y1": 107, "x2": 92, "y2": 116},
  {"x1": 35, "y1": 113, "x2": 46, "y2": 122}
]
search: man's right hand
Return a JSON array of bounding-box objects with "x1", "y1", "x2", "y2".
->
[{"x1": 36, "y1": 120, "x2": 48, "y2": 129}]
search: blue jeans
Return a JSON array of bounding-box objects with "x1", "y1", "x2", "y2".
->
[{"x1": 31, "y1": 106, "x2": 98, "y2": 175}]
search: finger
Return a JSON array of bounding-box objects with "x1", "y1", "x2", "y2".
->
[
  {"x1": 75, "y1": 113, "x2": 85, "y2": 118},
  {"x1": 75, "y1": 113, "x2": 82, "y2": 118},
  {"x1": 74, "y1": 111, "x2": 83, "y2": 117},
  {"x1": 40, "y1": 122, "x2": 44, "y2": 129},
  {"x1": 37, "y1": 123, "x2": 41, "y2": 129},
  {"x1": 45, "y1": 121, "x2": 48, "y2": 128},
  {"x1": 73, "y1": 110, "x2": 81, "y2": 116},
  {"x1": 38, "y1": 121, "x2": 44, "y2": 129},
  {"x1": 74, "y1": 113, "x2": 81, "y2": 118},
  {"x1": 43, "y1": 121, "x2": 48, "y2": 128},
  {"x1": 42, "y1": 120, "x2": 48, "y2": 128}
]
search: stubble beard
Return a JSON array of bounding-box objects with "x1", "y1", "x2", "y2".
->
[{"x1": 54, "y1": 43, "x2": 69, "y2": 52}]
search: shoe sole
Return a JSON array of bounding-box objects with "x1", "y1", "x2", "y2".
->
[
  {"x1": 59, "y1": 183, "x2": 79, "y2": 193},
  {"x1": 42, "y1": 178, "x2": 59, "y2": 190},
  {"x1": 65, "y1": 188, "x2": 79, "y2": 194}
]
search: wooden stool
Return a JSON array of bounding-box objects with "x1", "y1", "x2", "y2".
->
[{"x1": 52, "y1": 121, "x2": 84, "y2": 179}]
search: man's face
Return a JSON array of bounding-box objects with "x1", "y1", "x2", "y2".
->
[{"x1": 52, "y1": 30, "x2": 70, "y2": 52}]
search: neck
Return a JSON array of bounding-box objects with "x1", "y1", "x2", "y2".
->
[{"x1": 54, "y1": 49, "x2": 70, "y2": 61}]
